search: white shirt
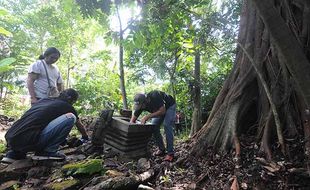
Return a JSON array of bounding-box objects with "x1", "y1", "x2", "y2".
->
[{"x1": 28, "y1": 60, "x2": 63, "y2": 98}]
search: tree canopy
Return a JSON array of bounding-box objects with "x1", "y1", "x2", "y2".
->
[{"x1": 0, "y1": 0, "x2": 237, "y2": 119}]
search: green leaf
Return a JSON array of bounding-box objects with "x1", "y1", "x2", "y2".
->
[
  {"x1": 62, "y1": 0, "x2": 74, "y2": 12},
  {"x1": 0, "y1": 27, "x2": 12, "y2": 36},
  {"x1": 3, "y1": 82, "x2": 14, "y2": 90},
  {"x1": 0, "y1": 58, "x2": 16, "y2": 73},
  {"x1": 0, "y1": 8, "x2": 8, "y2": 16},
  {"x1": 0, "y1": 66, "x2": 13, "y2": 73},
  {"x1": 0, "y1": 58, "x2": 16, "y2": 67}
]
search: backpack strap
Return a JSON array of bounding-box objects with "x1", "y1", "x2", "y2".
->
[{"x1": 41, "y1": 60, "x2": 51, "y2": 89}]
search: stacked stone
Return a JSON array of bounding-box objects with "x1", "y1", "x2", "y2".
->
[{"x1": 104, "y1": 117, "x2": 155, "y2": 158}]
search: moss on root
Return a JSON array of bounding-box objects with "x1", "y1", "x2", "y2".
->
[
  {"x1": 46, "y1": 178, "x2": 79, "y2": 190},
  {"x1": 62, "y1": 159, "x2": 104, "y2": 176}
]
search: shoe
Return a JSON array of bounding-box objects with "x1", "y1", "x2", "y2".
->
[
  {"x1": 154, "y1": 149, "x2": 166, "y2": 156},
  {"x1": 32, "y1": 151, "x2": 66, "y2": 161},
  {"x1": 164, "y1": 154, "x2": 174, "y2": 162},
  {"x1": 1, "y1": 150, "x2": 26, "y2": 164}
]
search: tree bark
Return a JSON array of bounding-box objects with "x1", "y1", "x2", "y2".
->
[
  {"x1": 66, "y1": 43, "x2": 73, "y2": 88},
  {"x1": 252, "y1": 0, "x2": 310, "y2": 107},
  {"x1": 190, "y1": 0, "x2": 310, "y2": 164},
  {"x1": 116, "y1": 6, "x2": 128, "y2": 109},
  {"x1": 190, "y1": 49, "x2": 202, "y2": 137}
]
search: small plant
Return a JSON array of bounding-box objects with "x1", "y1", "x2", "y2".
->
[
  {"x1": 0, "y1": 142, "x2": 6, "y2": 153},
  {"x1": 13, "y1": 184, "x2": 20, "y2": 190},
  {"x1": 159, "y1": 175, "x2": 172, "y2": 186}
]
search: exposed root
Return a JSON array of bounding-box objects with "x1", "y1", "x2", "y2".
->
[
  {"x1": 233, "y1": 135, "x2": 241, "y2": 166},
  {"x1": 260, "y1": 111, "x2": 273, "y2": 160},
  {"x1": 238, "y1": 42, "x2": 286, "y2": 156},
  {"x1": 230, "y1": 176, "x2": 239, "y2": 190}
]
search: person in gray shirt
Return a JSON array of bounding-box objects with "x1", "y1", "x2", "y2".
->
[{"x1": 27, "y1": 47, "x2": 64, "y2": 104}]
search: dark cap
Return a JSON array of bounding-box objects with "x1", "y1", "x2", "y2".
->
[{"x1": 133, "y1": 93, "x2": 146, "y2": 111}]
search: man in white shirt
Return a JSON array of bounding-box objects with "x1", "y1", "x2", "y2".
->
[{"x1": 27, "y1": 47, "x2": 64, "y2": 104}]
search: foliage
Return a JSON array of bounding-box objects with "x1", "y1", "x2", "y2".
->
[
  {"x1": 124, "y1": 0, "x2": 238, "y2": 124},
  {"x1": 0, "y1": 0, "x2": 112, "y2": 115},
  {"x1": 0, "y1": 0, "x2": 239, "y2": 125},
  {"x1": 0, "y1": 58, "x2": 16, "y2": 73},
  {"x1": 0, "y1": 142, "x2": 6, "y2": 153},
  {"x1": 0, "y1": 89, "x2": 30, "y2": 118},
  {"x1": 73, "y1": 51, "x2": 122, "y2": 115}
]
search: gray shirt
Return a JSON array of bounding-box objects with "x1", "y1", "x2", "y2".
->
[{"x1": 28, "y1": 60, "x2": 63, "y2": 98}]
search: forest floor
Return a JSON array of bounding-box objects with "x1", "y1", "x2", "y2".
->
[{"x1": 0, "y1": 115, "x2": 310, "y2": 190}]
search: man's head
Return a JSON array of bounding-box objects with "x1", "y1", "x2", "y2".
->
[
  {"x1": 39, "y1": 47, "x2": 61, "y2": 64},
  {"x1": 59, "y1": 88, "x2": 79, "y2": 104},
  {"x1": 133, "y1": 93, "x2": 146, "y2": 111}
]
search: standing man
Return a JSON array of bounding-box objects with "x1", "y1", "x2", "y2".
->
[
  {"x1": 130, "y1": 90, "x2": 176, "y2": 162},
  {"x1": 1, "y1": 89, "x2": 88, "y2": 163},
  {"x1": 27, "y1": 47, "x2": 64, "y2": 105}
]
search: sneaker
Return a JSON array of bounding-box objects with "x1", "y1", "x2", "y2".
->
[
  {"x1": 164, "y1": 154, "x2": 174, "y2": 162},
  {"x1": 1, "y1": 150, "x2": 26, "y2": 164},
  {"x1": 154, "y1": 149, "x2": 166, "y2": 156},
  {"x1": 32, "y1": 151, "x2": 66, "y2": 161}
]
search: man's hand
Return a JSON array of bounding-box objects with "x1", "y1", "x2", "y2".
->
[
  {"x1": 130, "y1": 115, "x2": 137, "y2": 123},
  {"x1": 141, "y1": 115, "x2": 150, "y2": 124},
  {"x1": 30, "y1": 97, "x2": 38, "y2": 104}
]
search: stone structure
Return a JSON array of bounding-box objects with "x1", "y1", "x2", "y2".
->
[{"x1": 104, "y1": 117, "x2": 155, "y2": 158}]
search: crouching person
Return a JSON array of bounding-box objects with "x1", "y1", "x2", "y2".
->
[{"x1": 1, "y1": 88, "x2": 88, "y2": 163}]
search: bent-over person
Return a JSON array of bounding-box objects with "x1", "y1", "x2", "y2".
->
[
  {"x1": 1, "y1": 89, "x2": 88, "y2": 163},
  {"x1": 130, "y1": 90, "x2": 176, "y2": 162}
]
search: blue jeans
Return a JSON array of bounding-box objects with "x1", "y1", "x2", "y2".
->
[
  {"x1": 151, "y1": 104, "x2": 176, "y2": 155},
  {"x1": 37, "y1": 113, "x2": 76, "y2": 153}
]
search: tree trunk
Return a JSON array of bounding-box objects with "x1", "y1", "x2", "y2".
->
[
  {"x1": 117, "y1": 6, "x2": 128, "y2": 109},
  {"x1": 190, "y1": 0, "x2": 310, "y2": 163},
  {"x1": 252, "y1": 0, "x2": 310, "y2": 107},
  {"x1": 66, "y1": 44, "x2": 73, "y2": 88},
  {"x1": 164, "y1": 48, "x2": 179, "y2": 99},
  {"x1": 190, "y1": 49, "x2": 202, "y2": 137},
  {"x1": 0, "y1": 75, "x2": 4, "y2": 100}
]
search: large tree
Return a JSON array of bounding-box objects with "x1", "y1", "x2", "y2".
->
[{"x1": 190, "y1": 0, "x2": 310, "y2": 167}]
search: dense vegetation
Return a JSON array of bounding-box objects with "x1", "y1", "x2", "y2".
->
[{"x1": 0, "y1": 0, "x2": 238, "y2": 126}]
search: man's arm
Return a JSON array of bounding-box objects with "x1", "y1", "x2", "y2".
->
[
  {"x1": 130, "y1": 109, "x2": 143, "y2": 123},
  {"x1": 76, "y1": 119, "x2": 88, "y2": 138},
  {"x1": 130, "y1": 115, "x2": 138, "y2": 123},
  {"x1": 27, "y1": 73, "x2": 39, "y2": 103},
  {"x1": 141, "y1": 105, "x2": 166, "y2": 124}
]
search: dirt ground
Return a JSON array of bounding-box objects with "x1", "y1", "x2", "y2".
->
[{"x1": 0, "y1": 115, "x2": 310, "y2": 189}]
